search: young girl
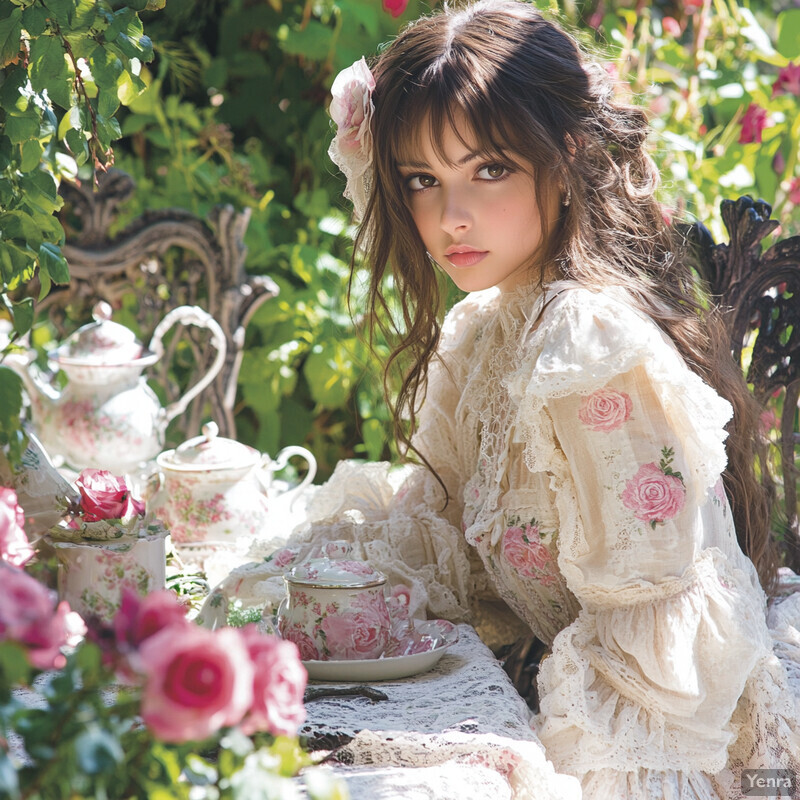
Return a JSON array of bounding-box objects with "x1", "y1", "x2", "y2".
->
[{"x1": 226, "y1": 1, "x2": 800, "y2": 796}]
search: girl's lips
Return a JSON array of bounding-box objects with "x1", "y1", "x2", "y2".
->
[{"x1": 445, "y1": 250, "x2": 488, "y2": 268}]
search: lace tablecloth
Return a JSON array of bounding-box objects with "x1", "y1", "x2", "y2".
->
[{"x1": 300, "y1": 624, "x2": 581, "y2": 800}]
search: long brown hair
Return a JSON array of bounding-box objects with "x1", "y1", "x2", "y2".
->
[{"x1": 351, "y1": 0, "x2": 779, "y2": 594}]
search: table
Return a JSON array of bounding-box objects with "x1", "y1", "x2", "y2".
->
[{"x1": 298, "y1": 624, "x2": 581, "y2": 800}]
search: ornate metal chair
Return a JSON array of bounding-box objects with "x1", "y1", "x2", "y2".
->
[
  {"x1": 36, "y1": 169, "x2": 278, "y2": 444},
  {"x1": 687, "y1": 196, "x2": 800, "y2": 573}
]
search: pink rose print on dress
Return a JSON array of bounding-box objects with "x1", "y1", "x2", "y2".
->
[
  {"x1": 621, "y1": 447, "x2": 686, "y2": 528},
  {"x1": 578, "y1": 388, "x2": 633, "y2": 432},
  {"x1": 502, "y1": 523, "x2": 555, "y2": 583}
]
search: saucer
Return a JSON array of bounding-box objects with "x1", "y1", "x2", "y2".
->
[{"x1": 302, "y1": 620, "x2": 459, "y2": 682}]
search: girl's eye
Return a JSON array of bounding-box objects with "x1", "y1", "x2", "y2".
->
[
  {"x1": 407, "y1": 174, "x2": 438, "y2": 191},
  {"x1": 478, "y1": 163, "x2": 508, "y2": 180}
]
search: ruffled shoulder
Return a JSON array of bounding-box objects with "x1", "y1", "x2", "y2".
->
[
  {"x1": 509, "y1": 282, "x2": 733, "y2": 498},
  {"x1": 524, "y1": 282, "x2": 681, "y2": 398}
]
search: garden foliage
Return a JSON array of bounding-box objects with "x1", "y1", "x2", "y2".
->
[{"x1": 1, "y1": 0, "x2": 800, "y2": 479}]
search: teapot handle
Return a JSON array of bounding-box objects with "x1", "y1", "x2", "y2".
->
[
  {"x1": 149, "y1": 306, "x2": 227, "y2": 424},
  {"x1": 260, "y1": 446, "x2": 317, "y2": 512}
]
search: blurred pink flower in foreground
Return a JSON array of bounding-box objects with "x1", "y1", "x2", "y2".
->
[
  {"x1": 738, "y1": 103, "x2": 769, "y2": 144},
  {"x1": 0, "y1": 487, "x2": 33, "y2": 567},
  {"x1": 114, "y1": 587, "x2": 190, "y2": 651},
  {"x1": 139, "y1": 625, "x2": 254, "y2": 743},
  {"x1": 773, "y1": 63, "x2": 800, "y2": 98},
  {"x1": 0, "y1": 564, "x2": 84, "y2": 669},
  {"x1": 239, "y1": 625, "x2": 307, "y2": 737}
]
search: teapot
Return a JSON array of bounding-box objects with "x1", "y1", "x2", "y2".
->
[
  {"x1": 147, "y1": 421, "x2": 317, "y2": 547},
  {"x1": 6, "y1": 302, "x2": 226, "y2": 476}
]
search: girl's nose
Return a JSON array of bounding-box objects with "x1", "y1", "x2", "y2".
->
[{"x1": 440, "y1": 191, "x2": 472, "y2": 235}]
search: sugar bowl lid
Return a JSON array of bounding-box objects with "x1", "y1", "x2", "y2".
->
[
  {"x1": 285, "y1": 557, "x2": 386, "y2": 589},
  {"x1": 158, "y1": 421, "x2": 260, "y2": 472},
  {"x1": 54, "y1": 301, "x2": 154, "y2": 366}
]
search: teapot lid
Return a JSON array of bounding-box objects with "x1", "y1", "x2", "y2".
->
[
  {"x1": 285, "y1": 557, "x2": 386, "y2": 589},
  {"x1": 160, "y1": 421, "x2": 259, "y2": 471},
  {"x1": 55, "y1": 302, "x2": 155, "y2": 366}
]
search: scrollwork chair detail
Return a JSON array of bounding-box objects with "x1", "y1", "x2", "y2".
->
[
  {"x1": 686, "y1": 196, "x2": 800, "y2": 572},
  {"x1": 39, "y1": 169, "x2": 278, "y2": 443}
]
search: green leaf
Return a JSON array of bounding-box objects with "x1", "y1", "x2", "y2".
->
[
  {"x1": 29, "y1": 34, "x2": 67, "y2": 94},
  {"x1": 0, "y1": 66, "x2": 29, "y2": 112},
  {"x1": 19, "y1": 170, "x2": 61, "y2": 215},
  {"x1": 777, "y1": 9, "x2": 800, "y2": 59},
  {"x1": 21, "y1": 3, "x2": 48, "y2": 36},
  {"x1": 19, "y1": 138, "x2": 44, "y2": 172},
  {"x1": 38, "y1": 241, "x2": 69, "y2": 283},
  {"x1": 8, "y1": 295, "x2": 33, "y2": 336},
  {"x1": 88, "y1": 47, "x2": 124, "y2": 89},
  {"x1": 0, "y1": 6, "x2": 22, "y2": 67},
  {"x1": 280, "y1": 21, "x2": 333, "y2": 61},
  {"x1": 4, "y1": 112, "x2": 40, "y2": 144},
  {"x1": 97, "y1": 88, "x2": 120, "y2": 118},
  {"x1": 65, "y1": 127, "x2": 89, "y2": 164},
  {"x1": 75, "y1": 726, "x2": 124, "y2": 774},
  {"x1": 0, "y1": 639, "x2": 31, "y2": 685}
]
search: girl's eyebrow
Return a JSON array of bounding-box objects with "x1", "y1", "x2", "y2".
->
[{"x1": 397, "y1": 151, "x2": 486, "y2": 170}]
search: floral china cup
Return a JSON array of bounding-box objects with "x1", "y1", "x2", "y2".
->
[
  {"x1": 148, "y1": 422, "x2": 316, "y2": 546},
  {"x1": 277, "y1": 557, "x2": 392, "y2": 661},
  {"x1": 48, "y1": 522, "x2": 168, "y2": 623}
]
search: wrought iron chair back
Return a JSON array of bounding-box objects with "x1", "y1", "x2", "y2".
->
[
  {"x1": 37, "y1": 169, "x2": 278, "y2": 445},
  {"x1": 686, "y1": 196, "x2": 800, "y2": 573}
]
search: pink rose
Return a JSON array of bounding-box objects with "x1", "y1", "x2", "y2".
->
[
  {"x1": 382, "y1": 0, "x2": 408, "y2": 17},
  {"x1": 337, "y1": 559, "x2": 375, "y2": 577},
  {"x1": 662, "y1": 16, "x2": 682, "y2": 37},
  {"x1": 621, "y1": 462, "x2": 686, "y2": 526},
  {"x1": 0, "y1": 487, "x2": 33, "y2": 567},
  {"x1": 75, "y1": 469, "x2": 143, "y2": 521},
  {"x1": 502, "y1": 525, "x2": 552, "y2": 579},
  {"x1": 321, "y1": 607, "x2": 390, "y2": 660},
  {"x1": 281, "y1": 625, "x2": 321, "y2": 661},
  {"x1": 139, "y1": 625, "x2": 253, "y2": 743},
  {"x1": 239, "y1": 625, "x2": 307, "y2": 737},
  {"x1": 329, "y1": 57, "x2": 375, "y2": 157},
  {"x1": 577, "y1": 388, "x2": 633, "y2": 432},
  {"x1": 738, "y1": 103, "x2": 769, "y2": 144},
  {"x1": 271, "y1": 547, "x2": 299, "y2": 569},
  {"x1": 789, "y1": 177, "x2": 800, "y2": 207},
  {"x1": 0, "y1": 564, "x2": 79, "y2": 670},
  {"x1": 773, "y1": 63, "x2": 800, "y2": 98},
  {"x1": 114, "y1": 587, "x2": 189, "y2": 651}
]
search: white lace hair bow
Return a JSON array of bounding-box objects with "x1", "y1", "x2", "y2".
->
[{"x1": 327, "y1": 57, "x2": 375, "y2": 222}]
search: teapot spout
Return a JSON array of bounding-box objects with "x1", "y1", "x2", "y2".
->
[{"x1": 3, "y1": 351, "x2": 61, "y2": 421}]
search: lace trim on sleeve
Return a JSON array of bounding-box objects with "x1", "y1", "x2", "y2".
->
[{"x1": 535, "y1": 549, "x2": 773, "y2": 777}]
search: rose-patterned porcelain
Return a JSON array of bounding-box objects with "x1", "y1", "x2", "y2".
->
[
  {"x1": 277, "y1": 557, "x2": 392, "y2": 661},
  {"x1": 48, "y1": 522, "x2": 168, "y2": 623},
  {"x1": 148, "y1": 422, "x2": 316, "y2": 546},
  {"x1": 6, "y1": 302, "x2": 226, "y2": 475}
]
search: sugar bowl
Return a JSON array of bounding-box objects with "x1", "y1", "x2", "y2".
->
[{"x1": 277, "y1": 557, "x2": 392, "y2": 661}]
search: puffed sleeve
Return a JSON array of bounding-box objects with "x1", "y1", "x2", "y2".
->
[{"x1": 511, "y1": 288, "x2": 773, "y2": 798}]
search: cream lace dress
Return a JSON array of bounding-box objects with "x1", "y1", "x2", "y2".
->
[{"x1": 217, "y1": 280, "x2": 800, "y2": 799}]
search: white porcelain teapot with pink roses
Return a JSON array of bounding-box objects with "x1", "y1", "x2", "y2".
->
[{"x1": 7, "y1": 302, "x2": 226, "y2": 476}]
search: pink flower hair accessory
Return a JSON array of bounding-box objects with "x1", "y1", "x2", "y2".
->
[{"x1": 328, "y1": 57, "x2": 376, "y2": 222}]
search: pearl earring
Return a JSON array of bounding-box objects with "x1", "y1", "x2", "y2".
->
[{"x1": 562, "y1": 185, "x2": 571, "y2": 207}]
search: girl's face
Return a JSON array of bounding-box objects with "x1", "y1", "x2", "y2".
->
[{"x1": 397, "y1": 115, "x2": 557, "y2": 293}]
